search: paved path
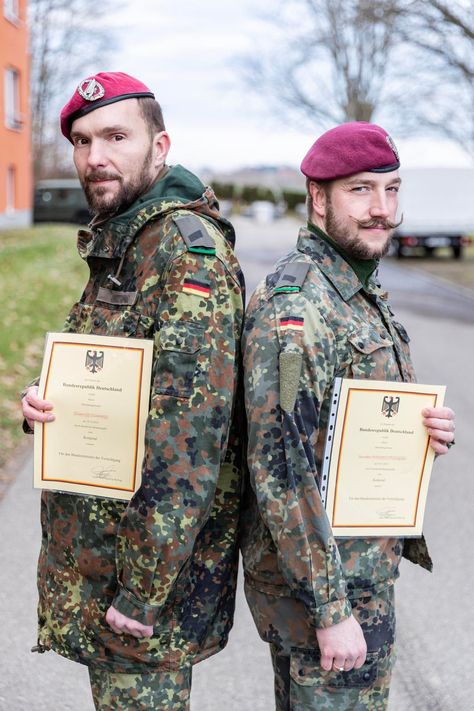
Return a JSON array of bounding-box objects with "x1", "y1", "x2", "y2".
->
[{"x1": 1, "y1": 216, "x2": 472, "y2": 710}]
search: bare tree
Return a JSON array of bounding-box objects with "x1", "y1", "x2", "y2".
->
[
  {"x1": 29, "y1": 0, "x2": 118, "y2": 179},
  {"x1": 242, "y1": 0, "x2": 402, "y2": 129},
  {"x1": 396, "y1": 0, "x2": 474, "y2": 155},
  {"x1": 242, "y1": 0, "x2": 474, "y2": 156}
]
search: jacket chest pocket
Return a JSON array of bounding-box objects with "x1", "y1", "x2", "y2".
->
[
  {"x1": 63, "y1": 301, "x2": 155, "y2": 339},
  {"x1": 154, "y1": 321, "x2": 205, "y2": 399},
  {"x1": 347, "y1": 328, "x2": 397, "y2": 380},
  {"x1": 89, "y1": 306, "x2": 154, "y2": 339}
]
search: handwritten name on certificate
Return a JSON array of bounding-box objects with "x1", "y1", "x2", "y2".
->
[
  {"x1": 321, "y1": 379, "x2": 446, "y2": 537},
  {"x1": 34, "y1": 332, "x2": 153, "y2": 500}
]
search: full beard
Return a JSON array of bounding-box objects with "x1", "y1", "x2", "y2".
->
[
  {"x1": 82, "y1": 146, "x2": 154, "y2": 220},
  {"x1": 325, "y1": 205, "x2": 403, "y2": 260}
]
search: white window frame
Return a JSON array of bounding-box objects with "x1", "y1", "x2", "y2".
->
[
  {"x1": 4, "y1": 67, "x2": 22, "y2": 130},
  {"x1": 4, "y1": 0, "x2": 19, "y2": 23}
]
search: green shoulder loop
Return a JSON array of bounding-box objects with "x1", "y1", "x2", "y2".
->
[
  {"x1": 173, "y1": 214, "x2": 216, "y2": 256},
  {"x1": 273, "y1": 261, "x2": 310, "y2": 295}
]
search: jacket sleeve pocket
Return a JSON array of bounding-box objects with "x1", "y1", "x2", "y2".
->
[{"x1": 153, "y1": 320, "x2": 205, "y2": 398}]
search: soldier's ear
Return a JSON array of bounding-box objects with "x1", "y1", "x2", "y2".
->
[
  {"x1": 308, "y1": 181, "x2": 327, "y2": 220},
  {"x1": 153, "y1": 131, "x2": 171, "y2": 169}
]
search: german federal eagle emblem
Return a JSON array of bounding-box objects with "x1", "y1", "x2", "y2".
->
[
  {"x1": 381, "y1": 395, "x2": 400, "y2": 418},
  {"x1": 85, "y1": 350, "x2": 104, "y2": 374}
]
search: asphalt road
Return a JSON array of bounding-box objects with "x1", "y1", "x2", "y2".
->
[{"x1": 1, "y1": 216, "x2": 473, "y2": 710}]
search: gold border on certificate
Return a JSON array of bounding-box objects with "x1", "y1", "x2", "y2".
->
[
  {"x1": 34, "y1": 332, "x2": 153, "y2": 500},
  {"x1": 323, "y1": 379, "x2": 445, "y2": 537}
]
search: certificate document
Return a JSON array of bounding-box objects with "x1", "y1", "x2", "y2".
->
[
  {"x1": 321, "y1": 378, "x2": 445, "y2": 537},
  {"x1": 34, "y1": 332, "x2": 153, "y2": 500}
]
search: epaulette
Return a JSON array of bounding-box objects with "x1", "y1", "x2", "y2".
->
[
  {"x1": 173, "y1": 214, "x2": 216, "y2": 255},
  {"x1": 273, "y1": 261, "x2": 310, "y2": 295}
]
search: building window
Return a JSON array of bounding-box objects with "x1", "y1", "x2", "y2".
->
[
  {"x1": 4, "y1": 68, "x2": 22, "y2": 130},
  {"x1": 4, "y1": 0, "x2": 19, "y2": 22},
  {"x1": 6, "y1": 166, "x2": 16, "y2": 212}
]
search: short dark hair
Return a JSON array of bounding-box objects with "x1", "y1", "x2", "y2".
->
[
  {"x1": 138, "y1": 97, "x2": 166, "y2": 136},
  {"x1": 306, "y1": 178, "x2": 333, "y2": 220}
]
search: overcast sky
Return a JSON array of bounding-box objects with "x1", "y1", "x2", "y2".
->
[{"x1": 91, "y1": 0, "x2": 473, "y2": 173}]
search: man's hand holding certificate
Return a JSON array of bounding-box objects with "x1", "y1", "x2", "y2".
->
[
  {"x1": 32, "y1": 332, "x2": 153, "y2": 500},
  {"x1": 321, "y1": 378, "x2": 448, "y2": 537}
]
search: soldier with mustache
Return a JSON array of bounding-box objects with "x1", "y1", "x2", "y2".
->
[{"x1": 240, "y1": 122, "x2": 455, "y2": 710}]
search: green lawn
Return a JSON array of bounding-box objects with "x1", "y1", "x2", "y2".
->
[{"x1": 0, "y1": 224, "x2": 88, "y2": 470}]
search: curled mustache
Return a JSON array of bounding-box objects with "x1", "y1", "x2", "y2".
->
[{"x1": 351, "y1": 214, "x2": 404, "y2": 230}]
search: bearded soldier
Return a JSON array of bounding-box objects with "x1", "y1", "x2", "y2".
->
[
  {"x1": 22, "y1": 72, "x2": 244, "y2": 710},
  {"x1": 241, "y1": 122, "x2": 455, "y2": 710}
]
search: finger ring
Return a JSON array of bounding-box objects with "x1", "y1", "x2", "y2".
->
[
  {"x1": 446, "y1": 439, "x2": 455, "y2": 449},
  {"x1": 335, "y1": 665, "x2": 344, "y2": 672}
]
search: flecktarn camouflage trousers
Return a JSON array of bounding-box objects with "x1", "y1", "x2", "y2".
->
[
  {"x1": 260, "y1": 586, "x2": 395, "y2": 711},
  {"x1": 88, "y1": 665, "x2": 192, "y2": 711}
]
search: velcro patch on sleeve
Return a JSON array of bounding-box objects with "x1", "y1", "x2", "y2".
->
[
  {"x1": 279, "y1": 352, "x2": 303, "y2": 412},
  {"x1": 183, "y1": 278, "x2": 211, "y2": 298},
  {"x1": 280, "y1": 316, "x2": 304, "y2": 332}
]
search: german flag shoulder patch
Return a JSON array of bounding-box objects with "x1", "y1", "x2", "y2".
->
[
  {"x1": 183, "y1": 278, "x2": 211, "y2": 298},
  {"x1": 280, "y1": 315, "x2": 304, "y2": 332}
]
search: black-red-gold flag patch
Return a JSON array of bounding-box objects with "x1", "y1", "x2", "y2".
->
[
  {"x1": 183, "y1": 278, "x2": 211, "y2": 298},
  {"x1": 280, "y1": 316, "x2": 304, "y2": 332}
]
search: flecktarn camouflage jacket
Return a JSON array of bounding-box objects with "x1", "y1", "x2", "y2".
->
[
  {"x1": 240, "y1": 226, "x2": 432, "y2": 636},
  {"x1": 32, "y1": 165, "x2": 244, "y2": 672}
]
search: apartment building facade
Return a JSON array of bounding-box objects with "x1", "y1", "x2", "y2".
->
[{"x1": 0, "y1": 0, "x2": 31, "y2": 228}]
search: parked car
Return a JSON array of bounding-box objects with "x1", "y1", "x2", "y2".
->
[{"x1": 33, "y1": 179, "x2": 90, "y2": 224}]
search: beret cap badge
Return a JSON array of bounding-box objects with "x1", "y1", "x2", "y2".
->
[
  {"x1": 386, "y1": 134, "x2": 399, "y2": 160},
  {"x1": 77, "y1": 78, "x2": 105, "y2": 102}
]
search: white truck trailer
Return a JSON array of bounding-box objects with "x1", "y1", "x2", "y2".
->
[{"x1": 393, "y1": 168, "x2": 474, "y2": 259}]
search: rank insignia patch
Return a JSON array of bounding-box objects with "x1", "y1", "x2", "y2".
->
[
  {"x1": 280, "y1": 316, "x2": 304, "y2": 332},
  {"x1": 183, "y1": 278, "x2": 211, "y2": 298}
]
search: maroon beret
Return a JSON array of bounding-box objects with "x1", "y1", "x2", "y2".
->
[
  {"x1": 301, "y1": 121, "x2": 400, "y2": 181},
  {"x1": 60, "y1": 72, "x2": 155, "y2": 141}
]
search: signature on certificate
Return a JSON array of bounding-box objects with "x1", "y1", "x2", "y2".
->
[
  {"x1": 376, "y1": 507, "x2": 401, "y2": 520},
  {"x1": 90, "y1": 465, "x2": 120, "y2": 482}
]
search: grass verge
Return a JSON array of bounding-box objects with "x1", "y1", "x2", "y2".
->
[{"x1": 0, "y1": 224, "x2": 87, "y2": 472}]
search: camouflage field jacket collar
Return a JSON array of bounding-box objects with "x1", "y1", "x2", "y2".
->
[
  {"x1": 76, "y1": 164, "x2": 234, "y2": 262},
  {"x1": 295, "y1": 226, "x2": 381, "y2": 302}
]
